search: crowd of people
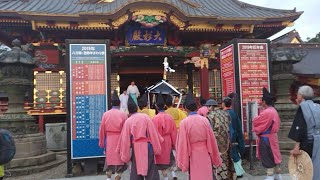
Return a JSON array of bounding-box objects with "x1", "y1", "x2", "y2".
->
[
  {"x1": 98, "y1": 81, "x2": 242, "y2": 180},
  {"x1": 0, "y1": 81, "x2": 318, "y2": 180},
  {"x1": 98, "y1": 83, "x2": 320, "y2": 180}
]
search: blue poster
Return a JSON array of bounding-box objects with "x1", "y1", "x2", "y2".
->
[
  {"x1": 126, "y1": 27, "x2": 165, "y2": 45},
  {"x1": 69, "y1": 44, "x2": 108, "y2": 159}
]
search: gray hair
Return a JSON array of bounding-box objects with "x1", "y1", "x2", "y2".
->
[{"x1": 298, "y1": 85, "x2": 314, "y2": 100}]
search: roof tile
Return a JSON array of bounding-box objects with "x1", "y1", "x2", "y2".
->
[{"x1": 0, "y1": 0, "x2": 301, "y2": 19}]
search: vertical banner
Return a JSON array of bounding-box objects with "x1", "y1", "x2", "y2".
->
[
  {"x1": 66, "y1": 40, "x2": 110, "y2": 159},
  {"x1": 238, "y1": 43, "x2": 270, "y2": 138},
  {"x1": 220, "y1": 44, "x2": 235, "y2": 98}
]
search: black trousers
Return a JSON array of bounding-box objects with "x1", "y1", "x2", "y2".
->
[
  {"x1": 130, "y1": 147, "x2": 160, "y2": 180},
  {"x1": 301, "y1": 141, "x2": 314, "y2": 158},
  {"x1": 259, "y1": 138, "x2": 276, "y2": 168}
]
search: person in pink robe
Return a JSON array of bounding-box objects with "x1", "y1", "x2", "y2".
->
[
  {"x1": 152, "y1": 94, "x2": 177, "y2": 180},
  {"x1": 176, "y1": 91, "x2": 222, "y2": 180},
  {"x1": 99, "y1": 90, "x2": 128, "y2": 180},
  {"x1": 117, "y1": 95, "x2": 163, "y2": 180},
  {"x1": 253, "y1": 88, "x2": 282, "y2": 180}
]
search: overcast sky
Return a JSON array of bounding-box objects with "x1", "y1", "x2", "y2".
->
[{"x1": 241, "y1": 0, "x2": 320, "y2": 40}]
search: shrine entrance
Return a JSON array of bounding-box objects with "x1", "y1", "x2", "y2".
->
[
  {"x1": 119, "y1": 73, "x2": 163, "y2": 94},
  {"x1": 115, "y1": 56, "x2": 165, "y2": 93}
]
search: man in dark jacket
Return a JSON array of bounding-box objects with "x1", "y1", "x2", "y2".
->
[{"x1": 288, "y1": 85, "x2": 320, "y2": 180}]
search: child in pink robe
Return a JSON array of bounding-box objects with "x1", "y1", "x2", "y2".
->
[
  {"x1": 176, "y1": 91, "x2": 222, "y2": 180},
  {"x1": 152, "y1": 94, "x2": 177, "y2": 180},
  {"x1": 253, "y1": 88, "x2": 282, "y2": 180},
  {"x1": 99, "y1": 90, "x2": 128, "y2": 180},
  {"x1": 197, "y1": 96, "x2": 209, "y2": 116},
  {"x1": 197, "y1": 106, "x2": 209, "y2": 117},
  {"x1": 117, "y1": 95, "x2": 163, "y2": 180}
]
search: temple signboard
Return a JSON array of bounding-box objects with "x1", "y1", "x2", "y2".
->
[
  {"x1": 126, "y1": 27, "x2": 165, "y2": 45},
  {"x1": 66, "y1": 39, "x2": 111, "y2": 159}
]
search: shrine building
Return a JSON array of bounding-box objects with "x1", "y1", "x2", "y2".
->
[{"x1": 0, "y1": 0, "x2": 302, "y2": 121}]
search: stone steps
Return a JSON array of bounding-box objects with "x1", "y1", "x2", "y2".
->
[
  {"x1": 7, "y1": 155, "x2": 66, "y2": 177},
  {"x1": 8, "y1": 151, "x2": 56, "y2": 168}
]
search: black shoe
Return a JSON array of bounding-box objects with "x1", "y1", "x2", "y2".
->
[{"x1": 237, "y1": 175, "x2": 243, "y2": 179}]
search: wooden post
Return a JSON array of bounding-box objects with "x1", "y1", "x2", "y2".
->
[
  {"x1": 38, "y1": 115, "x2": 44, "y2": 133},
  {"x1": 200, "y1": 58, "x2": 210, "y2": 99}
]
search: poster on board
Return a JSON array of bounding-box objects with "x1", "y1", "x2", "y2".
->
[{"x1": 66, "y1": 39, "x2": 110, "y2": 160}]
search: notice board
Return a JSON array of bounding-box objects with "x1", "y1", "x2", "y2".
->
[
  {"x1": 66, "y1": 39, "x2": 111, "y2": 159},
  {"x1": 220, "y1": 39, "x2": 271, "y2": 141}
]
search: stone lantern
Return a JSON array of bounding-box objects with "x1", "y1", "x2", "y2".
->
[
  {"x1": 271, "y1": 45, "x2": 307, "y2": 151},
  {"x1": 0, "y1": 39, "x2": 56, "y2": 172},
  {"x1": 0, "y1": 39, "x2": 38, "y2": 135}
]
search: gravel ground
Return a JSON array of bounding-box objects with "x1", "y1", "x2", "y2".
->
[
  {"x1": 242, "y1": 154, "x2": 289, "y2": 176},
  {"x1": 5, "y1": 154, "x2": 290, "y2": 180},
  {"x1": 5, "y1": 161, "x2": 189, "y2": 180}
]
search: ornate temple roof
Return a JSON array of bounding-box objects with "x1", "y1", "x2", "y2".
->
[
  {"x1": 272, "y1": 29, "x2": 304, "y2": 44},
  {"x1": 0, "y1": 0, "x2": 302, "y2": 21}
]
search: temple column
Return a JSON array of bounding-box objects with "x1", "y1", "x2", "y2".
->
[
  {"x1": 271, "y1": 46, "x2": 307, "y2": 152},
  {"x1": 199, "y1": 44, "x2": 212, "y2": 99},
  {"x1": 200, "y1": 58, "x2": 209, "y2": 99}
]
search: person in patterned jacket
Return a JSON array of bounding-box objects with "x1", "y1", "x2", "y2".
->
[{"x1": 206, "y1": 99, "x2": 235, "y2": 180}]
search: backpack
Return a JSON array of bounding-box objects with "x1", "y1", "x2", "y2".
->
[{"x1": 0, "y1": 129, "x2": 16, "y2": 165}]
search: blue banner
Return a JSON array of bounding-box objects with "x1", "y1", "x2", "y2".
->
[{"x1": 126, "y1": 27, "x2": 165, "y2": 45}]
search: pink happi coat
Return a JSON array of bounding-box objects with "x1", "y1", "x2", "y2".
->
[
  {"x1": 176, "y1": 114, "x2": 222, "y2": 180},
  {"x1": 197, "y1": 106, "x2": 209, "y2": 117},
  {"x1": 152, "y1": 112, "x2": 177, "y2": 165},
  {"x1": 117, "y1": 113, "x2": 163, "y2": 176},
  {"x1": 99, "y1": 108, "x2": 127, "y2": 165},
  {"x1": 253, "y1": 107, "x2": 282, "y2": 164}
]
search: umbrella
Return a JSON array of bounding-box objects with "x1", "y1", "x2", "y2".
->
[{"x1": 288, "y1": 150, "x2": 313, "y2": 180}]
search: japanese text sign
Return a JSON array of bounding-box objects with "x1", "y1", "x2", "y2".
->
[
  {"x1": 220, "y1": 45, "x2": 235, "y2": 98},
  {"x1": 126, "y1": 27, "x2": 165, "y2": 45},
  {"x1": 238, "y1": 43, "x2": 270, "y2": 139},
  {"x1": 68, "y1": 43, "x2": 109, "y2": 159}
]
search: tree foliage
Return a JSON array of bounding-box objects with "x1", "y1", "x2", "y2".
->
[{"x1": 307, "y1": 32, "x2": 320, "y2": 43}]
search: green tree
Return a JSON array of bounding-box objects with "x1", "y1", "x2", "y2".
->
[{"x1": 307, "y1": 32, "x2": 320, "y2": 43}]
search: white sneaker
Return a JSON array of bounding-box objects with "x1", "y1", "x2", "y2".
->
[
  {"x1": 275, "y1": 174, "x2": 283, "y2": 180},
  {"x1": 264, "y1": 175, "x2": 275, "y2": 180}
]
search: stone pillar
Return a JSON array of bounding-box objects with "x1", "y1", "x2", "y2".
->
[{"x1": 271, "y1": 46, "x2": 307, "y2": 152}]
